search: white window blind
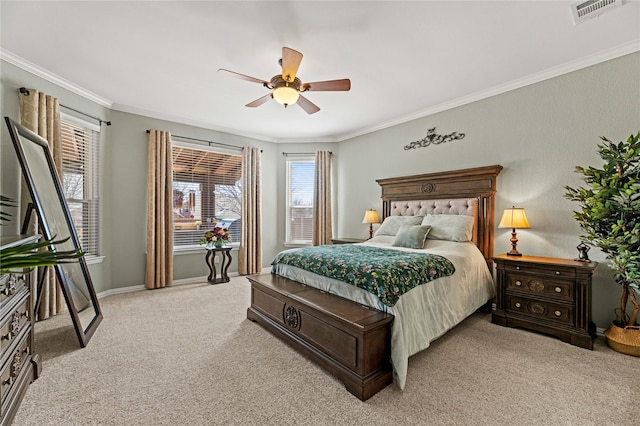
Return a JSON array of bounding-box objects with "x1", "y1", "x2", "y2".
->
[
  {"x1": 60, "y1": 114, "x2": 100, "y2": 257},
  {"x1": 286, "y1": 156, "x2": 315, "y2": 244},
  {"x1": 172, "y1": 142, "x2": 242, "y2": 248}
]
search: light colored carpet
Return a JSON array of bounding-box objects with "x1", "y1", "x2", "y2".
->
[{"x1": 13, "y1": 276, "x2": 638, "y2": 425}]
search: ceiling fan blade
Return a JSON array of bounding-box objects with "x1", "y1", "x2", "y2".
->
[
  {"x1": 245, "y1": 94, "x2": 273, "y2": 108},
  {"x1": 302, "y1": 79, "x2": 351, "y2": 92},
  {"x1": 296, "y1": 94, "x2": 320, "y2": 115},
  {"x1": 218, "y1": 69, "x2": 268, "y2": 85},
  {"x1": 281, "y1": 47, "x2": 303, "y2": 83}
]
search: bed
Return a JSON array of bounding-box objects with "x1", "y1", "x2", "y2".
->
[{"x1": 247, "y1": 165, "x2": 503, "y2": 399}]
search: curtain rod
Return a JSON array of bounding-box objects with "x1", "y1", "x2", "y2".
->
[
  {"x1": 19, "y1": 87, "x2": 111, "y2": 126},
  {"x1": 282, "y1": 151, "x2": 332, "y2": 156},
  {"x1": 146, "y1": 130, "x2": 260, "y2": 152}
]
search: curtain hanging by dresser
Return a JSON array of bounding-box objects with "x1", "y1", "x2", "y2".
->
[
  {"x1": 145, "y1": 130, "x2": 174, "y2": 289},
  {"x1": 18, "y1": 88, "x2": 64, "y2": 320},
  {"x1": 238, "y1": 146, "x2": 262, "y2": 275},
  {"x1": 312, "y1": 151, "x2": 332, "y2": 246}
]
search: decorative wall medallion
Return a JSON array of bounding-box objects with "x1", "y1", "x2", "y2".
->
[
  {"x1": 421, "y1": 182, "x2": 436, "y2": 193},
  {"x1": 529, "y1": 280, "x2": 545, "y2": 293},
  {"x1": 283, "y1": 305, "x2": 300, "y2": 330},
  {"x1": 404, "y1": 127, "x2": 466, "y2": 151}
]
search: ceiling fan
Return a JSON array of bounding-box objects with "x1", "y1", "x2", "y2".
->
[{"x1": 218, "y1": 47, "x2": 351, "y2": 114}]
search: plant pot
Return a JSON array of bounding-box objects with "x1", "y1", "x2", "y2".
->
[{"x1": 604, "y1": 322, "x2": 640, "y2": 357}]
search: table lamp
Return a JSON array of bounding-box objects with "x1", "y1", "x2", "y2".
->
[
  {"x1": 498, "y1": 206, "x2": 530, "y2": 256},
  {"x1": 362, "y1": 209, "x2": 379, "y2": 240}
]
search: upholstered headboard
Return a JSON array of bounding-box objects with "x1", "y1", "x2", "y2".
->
[
  {"x1": 387, "y1": 198, "x2": 479, "y2": 244},
  {"x1": 376, "y1": 165, "x2": 502, "y2": 269}
]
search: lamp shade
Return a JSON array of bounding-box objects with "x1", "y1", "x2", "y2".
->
[
  {"x1": 498, "y1": 207, "x2": 530, "y2": 229},
  {"x1": 362, "y1": 209, "x2": 379, "y2": 224}
]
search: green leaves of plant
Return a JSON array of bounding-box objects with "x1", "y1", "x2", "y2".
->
[
  {"x1": 0, "y1": 236, "x2": 84, "y2": 272},
  {"x1": 564, "y1": 131, "x2": 640, "y2": 290}
]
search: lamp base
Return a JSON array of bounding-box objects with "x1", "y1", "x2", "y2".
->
[{"x1": 506, "y1": 229, "x2": 522, "y2": 256}]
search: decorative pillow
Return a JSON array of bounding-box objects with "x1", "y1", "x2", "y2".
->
[
  {"x1": 421, "y1": 214, "x2": 474, "y2": 242},
  {"x1": 374, "y1": 215, "x2": 424, "y2": 237},
  {"x1": 392, "y1": 225, "x2": 431, "y2": 249}
]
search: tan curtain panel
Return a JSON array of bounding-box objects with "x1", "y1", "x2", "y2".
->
[
  {"x1": 239, "y1": 146, "x2": 262, "y2": 275},
  {"x1": 18, "y1": 88, "x2": 64, "y2": 320},
  {"x1": 145, "y1": 130, "x2": 174, "y2": 289},
  {"x1": 312, "y1": 151, "x2": 333, "y2": 246}
]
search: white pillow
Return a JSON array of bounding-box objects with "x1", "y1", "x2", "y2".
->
[
  {"x1": 421, "y1": 214, "x2": 474, "y2": 242},
  {"x1": 374, "y1": 215, "x2": 424, "y2": 237}
]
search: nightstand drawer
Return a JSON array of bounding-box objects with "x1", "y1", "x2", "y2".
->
[
  {"x1": 506, "y1": 274, "x2": 574, "y2": 302},
  {"x1": 506, "y1": 295, "x2": 574, "y2": 326},
  {"x1": 504, "y1": 263, "x2": 576, "y2": 279}
]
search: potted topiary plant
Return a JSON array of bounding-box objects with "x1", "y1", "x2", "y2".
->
[{"x1": 564, "y1": 131, "x2": 640, "y2": 356}]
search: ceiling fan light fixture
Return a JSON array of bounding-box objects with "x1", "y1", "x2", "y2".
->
[{"x1": 272, "y1": 85, "x2": 299, "y2": 106}]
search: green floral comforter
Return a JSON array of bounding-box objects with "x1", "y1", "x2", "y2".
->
[{"x1": 271, "y1": 244, "x2": 455, "y2": 307}]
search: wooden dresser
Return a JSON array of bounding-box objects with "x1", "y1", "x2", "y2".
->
[
  {"x1": 492, "y1": 254, "x2": 596, "y2": 349},
  {"x1": 0, "y1": 235, "x2": 41, "y2": 425}
]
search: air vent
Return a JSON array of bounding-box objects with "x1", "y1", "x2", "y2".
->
[{"x1": 571, "y1": 0, "x2": 622, "y2": 25}]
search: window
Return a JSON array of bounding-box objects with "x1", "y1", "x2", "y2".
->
[
  {"x1": 285, "y1": 156, "x2": 314, "y2": 244},
  {"x1": 172, "y1": 141, "x2": 242, "y2": 248},
  {"x1": 60, "y1": 113, "x2": 100, "y2": 258}
]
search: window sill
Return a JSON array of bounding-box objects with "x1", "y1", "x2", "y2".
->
[{"x1": 283, "y1": 242, "x2": 312, "y2": 248}]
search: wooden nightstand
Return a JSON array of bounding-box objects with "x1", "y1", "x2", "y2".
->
[
  {"x1": 331, "y1": 238, "x2": 366, "y2": 244},
  {"x1": 492, "y1": 254, "x2": 596, "y2": 349}
]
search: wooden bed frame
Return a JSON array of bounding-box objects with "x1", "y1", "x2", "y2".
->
[{"x1": 247, "y1": 165, "x2": 502, "y2": 400}]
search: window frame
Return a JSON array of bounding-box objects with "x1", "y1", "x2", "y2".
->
[
  {"x1": 60, "y1": 112, "x2": 102, "y2": 263},
  {"x1": 171, "y1": 140, "x2": 242, "y2": 252},
  {"x1": 285, "y1": 155, "x2": 315, "y2": 246}
]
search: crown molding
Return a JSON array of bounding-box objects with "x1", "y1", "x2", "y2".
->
[
  {"x1": 1, "y1": 49, "x2": 113, "y2": 108},
  {"x1": 3, "y1": 41, "x2": 638, "y2": 144},
  {"x1": 336, "y1": 40, "x2": 640, "y2": 142},
  {"x1": 110, "y1": 103, "x2": 280, "y2": 143}
]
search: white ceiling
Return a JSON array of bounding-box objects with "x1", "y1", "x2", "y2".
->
[{"x1": 1, "y1": 1, "x2": 639, "y2": 143}]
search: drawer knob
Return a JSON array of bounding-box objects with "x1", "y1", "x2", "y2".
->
[
  {"x1": 555, "y1": 271, "x2": 561, "y2": 275},
  {"x1": 516, "y1": 266, "x2": 520, "y2": 270},
  {"x1": 555, "y1": 310, "x2": 562, "y2": 317},
  {"x1": 515, "y1": 280, "x2": 522, "y2": 286},
  {"x1": 555, "y1": 287, "x2": 562, "y2": 293},
  {"x1": 515, "y1": 302, "x2": 522, "y2": 308}
]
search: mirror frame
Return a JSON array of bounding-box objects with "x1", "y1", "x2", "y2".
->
[{"x1": 5, "y1": 116, "x2": 102, "y2": 347}]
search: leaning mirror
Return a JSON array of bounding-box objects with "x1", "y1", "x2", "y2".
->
[{"x1": 5, "y1": 117, "x2": 102, "y2": 347}]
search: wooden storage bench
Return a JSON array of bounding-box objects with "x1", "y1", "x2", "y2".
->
[{"x1": 246, "y1": 273, "x2": 394, "y2": 401}]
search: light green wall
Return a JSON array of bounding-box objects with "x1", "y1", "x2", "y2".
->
[
  {"x1": 0, "y1": 60, "x2": 112, "y2": 292},
  {"x1": 2, "y1": 52, "x2": 639, "y2": 329},
  {"x1": 106, "y1": 110, "x2": 278, "y2": 288},
  {"x1": 336, "y1": 51, "x2": 640, "y2": 329}
]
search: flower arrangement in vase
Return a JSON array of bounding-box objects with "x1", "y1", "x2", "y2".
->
[{"x1": 200, "y1": 226, "x2": 231, "y2": 248}]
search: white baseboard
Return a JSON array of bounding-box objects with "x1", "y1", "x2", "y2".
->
[{"x1": 96, "y1": 271, "x2": 243, "y2": 299}]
